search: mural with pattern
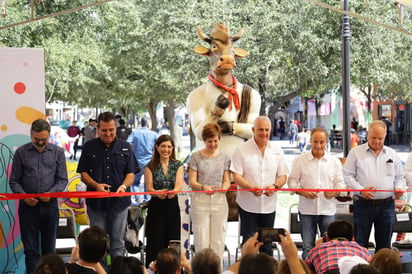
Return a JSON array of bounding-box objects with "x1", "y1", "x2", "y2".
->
[{"x1": 0, "y1": 48, "x2": 45, "y2": 273}]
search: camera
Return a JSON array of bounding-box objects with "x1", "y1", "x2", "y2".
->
[
  {"x1": 169, "y1": 240, "x2": 181, "y2": 254},
  {"x1": 257, "y1": 227, "x2": 286, "y2": 243}
]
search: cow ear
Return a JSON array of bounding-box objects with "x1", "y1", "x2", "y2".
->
[
  {"x1": 193, "y1": 46, "x2": 210, "y2": 56},
  {"x1": 234, "y1": 48, "x2": 248, "y2": 58}
]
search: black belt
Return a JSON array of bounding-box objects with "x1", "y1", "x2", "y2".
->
[{"x1": 354, "y1": 195, "x2": 393, "y2": 205}]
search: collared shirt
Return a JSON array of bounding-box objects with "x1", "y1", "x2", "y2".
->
[
  {"x1": 343, "y1": 143, "x2": 405, "y2": 199},
  {"x1": 288, "y1": 151, "x2": 346, "y2": 215},
  {"x1": 77, "y1": 138, "x2": 139, "y2": 210},
  {"x1": 404, "y1": 152, "x2": 412, "y2": 188},
  {"x1": 230, "y1": 139, "x2": 289, "y2": 213},
  {"x1": 10, "y1": 143, "x2": 68, "y2": 194},
  {"x1": 127, "y1": 127, "x2": 158, "y2": 168},
  {"x1": 305, "y1": 240, "x2": 370, "y2": 273}
]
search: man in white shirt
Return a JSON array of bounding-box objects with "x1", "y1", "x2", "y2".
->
[
  {"x1": 296, "y1": 128, "x2": 309, "y2": 154},
  {"x1": 230, "y1": 116, "x2": 289, "y2": 256},
  {"x1": 343, "y1": 120, "x2": 405, "y2": 251},
  {"x1": 288, "y1": 127, "x2": 346, "y2": 259}
]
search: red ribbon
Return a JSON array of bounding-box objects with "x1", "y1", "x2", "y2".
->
[
  {"x1": 0, "y1": 188, "x2": 404, "y2": 201},
  {"x1": 208, "y1": 73, "x2": 240, "y2": 111}
]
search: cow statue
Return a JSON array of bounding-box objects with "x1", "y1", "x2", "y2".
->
[{"x1": 187, "y1": 23, "x2": 261, "y2": 156}]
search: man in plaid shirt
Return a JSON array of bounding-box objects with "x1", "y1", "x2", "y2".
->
[{"x1": 305, "y1": 220, "x2": 370, "y2": 273}]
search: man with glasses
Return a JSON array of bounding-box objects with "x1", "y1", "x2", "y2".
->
[{"x1": 10, "y1": 118, "x2": 68, "y2": 274}]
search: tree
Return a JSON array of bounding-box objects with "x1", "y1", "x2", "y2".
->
[{"x1": 1, "y1": 0, "x2": 410, "y2": 127}]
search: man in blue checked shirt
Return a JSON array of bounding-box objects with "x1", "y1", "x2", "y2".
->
[{"x1": 10, "y1": 119, "x2": 68, "y2": 274}]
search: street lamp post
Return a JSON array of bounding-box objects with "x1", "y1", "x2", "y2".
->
[{"x1": 342, "y1": 0, "x2": 351, "y2": 157}]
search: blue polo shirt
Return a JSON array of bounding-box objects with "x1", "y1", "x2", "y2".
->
[{"x1": 77, "y1": 138, "x2": 139, "y2": 210}]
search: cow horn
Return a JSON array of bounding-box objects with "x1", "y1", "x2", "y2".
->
[
  {"x1": 196, "y1": 26, "x2": 211, "y2": 44},
  {"x1": 232, "y1": 28, "x2": 244, "y2": 43}
]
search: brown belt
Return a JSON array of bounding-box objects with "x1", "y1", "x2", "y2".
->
[{"x1": 354, "y1": 195, "x2": 393, "y2": 205}]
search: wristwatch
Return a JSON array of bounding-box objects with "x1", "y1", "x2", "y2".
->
[{"x1": 273, "y1": 184, "x2": 281, "y2": 189}]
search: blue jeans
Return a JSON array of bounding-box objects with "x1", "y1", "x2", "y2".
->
[
  {"x1": 131, "y1": 169, "x2": 151, "y2": 203},
  {"x1": 298, "y1": 142, "x2": 306, "y2": 153},
  {"x1": 87, "y1": 205, "x2": 128, "y2": 261},
  {"x1": 238, "y1": 206, "x2": 276, "y2": 256},
  {"x1": 299, "y1": 213, "x2": 335, "y2": 259},
  {"x1": 289, "y1": 133, "x2": 296, "y2": 144},
  {"x1": 279, "y1": 128, "x2": 286, "y2": 140},
  {"x1": 353, "y1": 198, "x2": 395, "y2": 251},
  {"x1": 19, "y1": 199, "x2": 58, "y2": 274}
]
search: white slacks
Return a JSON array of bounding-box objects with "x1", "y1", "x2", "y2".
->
[{"x1": 190, "y1": 192, "x2": 228, "y2": 261}]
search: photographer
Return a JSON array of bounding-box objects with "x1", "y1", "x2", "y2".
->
[
  {"x1": 222, "y1": 230, "x2": 307, "y2": 274},
  {"x1": 305, "y1": 220, "x2": 370, "y2": 274}
]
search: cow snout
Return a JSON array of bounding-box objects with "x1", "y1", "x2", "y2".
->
[{"x1": 217, "y1": 54, "x2": 236, "y2": 70}]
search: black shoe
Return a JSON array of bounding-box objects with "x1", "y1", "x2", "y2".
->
[
  {"x1": 69, "y1": 155, "x2": 73, "y2": 160},
  {"x1": 73, "y1": 157, "x2": 77, "y2": 160}
]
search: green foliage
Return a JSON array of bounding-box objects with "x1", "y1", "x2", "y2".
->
[{"x1": 0, "y1": 0, "x2": 410, "y2": 115}]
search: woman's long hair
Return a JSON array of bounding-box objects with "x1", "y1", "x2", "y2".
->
[{"x1": 149, "y1": 134, "x2": 177, "y2": 171}]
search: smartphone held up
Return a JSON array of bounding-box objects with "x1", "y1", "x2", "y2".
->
[{"x1": 257, "y1": 227, "x2": 286, "y2": 243}]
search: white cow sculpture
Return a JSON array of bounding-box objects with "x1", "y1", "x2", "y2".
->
[{"x1": 187, "y1": 23, "x2": 261, "y2": 156}]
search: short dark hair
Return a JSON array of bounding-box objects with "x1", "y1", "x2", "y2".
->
[
  {"x1": 191, "y1": 248, "x2": 221, "y2": 274},
  {"x1": 109, "y1": 256, "x2": 145, "y2": 274},
  {"x1": 34, "y1": 254, "x2": 66, "y2": 274},
  {"x1": 31, "y1": 119, "x2": 50, "y2": 133},
  {"x1": 239, "y1": 253, "x2": 278, "y2": 274},
  {"x1": 119, "y1": 119, "x2": 126, "y2": 126},
  {"x1": 327, "y1": 220, "x2": 353, "y2": 241},
  {"x1": 78, "y1": 226, "x2": 109, "y2": 263},
  {"x1": 97, "y1": 112, "x2": 115, "y2": 126},
  {"x1": 141, "y1": 117, "x2": 148, "y2": 127},
  {"x1": 156, "y1": 248, "x2": 180, "y2": 274}
]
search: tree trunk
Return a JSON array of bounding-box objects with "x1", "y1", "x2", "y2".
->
[
  {"x1": 304, "y1": 97, "x2": 308, "y2": 128},
  {"x1": 147, "y1": 100, "x2": 158, "y2": 131},
  {"x1": 258, "y1": 67, "x2": 267, "y2": 115},
  {"x1": 165, "y1": 100, "x2": 184, "y2": 158},
  {"x1": 268, "y1": 91, "x2": 301, "y2": 120},
  {"x1": 189, "y1": 123, "x2": 196, "y2": 151},
  {"x1": 315, "y1": 97, "x2": 321, "y2": 125},
  {"x1": 367, "y1": 85, "x2": 372, "y2": 113}
]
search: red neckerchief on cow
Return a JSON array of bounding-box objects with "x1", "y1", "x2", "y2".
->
[{"x1": 208, "y1": 73, "x2": 240, "y2": 110}]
